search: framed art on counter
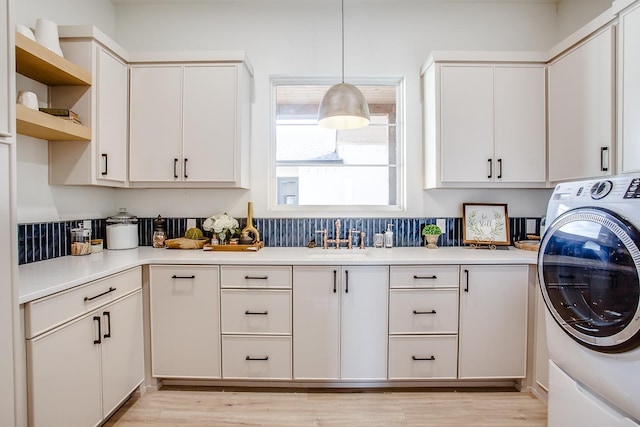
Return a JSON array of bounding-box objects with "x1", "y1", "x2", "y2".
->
[{"x1": 462, "y1": 203, "x2": 510, "y2": 246}]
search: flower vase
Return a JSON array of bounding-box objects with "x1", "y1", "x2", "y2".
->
[
  {"x1": 425, "y1": 234, "x2": 439, "y2": 249},
  {"x1": 218, "y1": 233, "x2": 227, "y2": 245}
]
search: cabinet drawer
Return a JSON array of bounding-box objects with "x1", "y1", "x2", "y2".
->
[
  {"x1": 221, "y1": 289, "x2": 291, "y2": 334},
  {"x1": 221, "y1": 266, "x2": 292, "y2": 289},
  {"x1": 25, "y1": 267, "x2": 141, "y2": 339},
  {"x1": 222, "y1": 336, "x2": 292, "y2": 379},
  {"x1": 388, "y1": 335, "x2": 458, "y2": 379},
  {"x1": 389, "y1": 289, "x2": 458, "y2": 334},
  {"x1": 390, "y1": 266, "x2": 459, "y2": 288}
]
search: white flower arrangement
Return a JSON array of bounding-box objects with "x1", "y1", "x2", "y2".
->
[{"x1": 202, "y1": 213, "x2": 239, "y2": 242}]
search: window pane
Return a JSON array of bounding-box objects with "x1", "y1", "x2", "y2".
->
[{"x1": 274, "y1": 82, "x2": 400, "y2": 207}]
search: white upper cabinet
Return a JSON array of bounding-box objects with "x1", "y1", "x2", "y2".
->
[
  {"x1": 422, "y1": 56, "x2": 546, "y2": 188},
  {"x1": 618, "y1": 2, "x2": 640, "y2": 173},
  {"x1": 0, "y1": 0, "x2": 9, "y2": 138},
  {"x1": 48, "y1": 27, "x2": 129, "y2": 187},
  {"x1": 129, "y1": 56, "x2": 252, "y2": 188},
  {"x1": 548, "y1": 25, "x2": 615, "y2": 182}
]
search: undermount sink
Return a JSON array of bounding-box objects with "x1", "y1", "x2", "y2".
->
[{"x1": 307, "y1": 249, "x2": 371, "y2": 260}]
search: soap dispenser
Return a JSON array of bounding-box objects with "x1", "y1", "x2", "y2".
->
[{"x1": 384, "y1": 223, "x2": 394, "y2": 248}]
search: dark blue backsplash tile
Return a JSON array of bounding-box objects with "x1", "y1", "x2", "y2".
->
[{"x1": 18, "y1": 216, "x2": 542, "y2": 265}]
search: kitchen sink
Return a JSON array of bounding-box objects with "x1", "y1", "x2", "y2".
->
[{"x1": 306, "y1": 249, "x2": 371, "y2": 260}]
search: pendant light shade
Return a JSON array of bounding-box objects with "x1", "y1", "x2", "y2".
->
[
  {"x1": 317, "y1": 0, "x2": 370, "y2": 130},
  {"x1": 318, "y1": 83, "x2": 371, "y2": 130}
]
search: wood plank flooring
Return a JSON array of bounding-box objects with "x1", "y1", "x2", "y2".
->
[{"x1": 105, "y1": 387, "x2": 547, "y2": 426}]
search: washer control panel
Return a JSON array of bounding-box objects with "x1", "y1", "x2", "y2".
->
[{"x1": 624, "y1": 177, "x2": 640, "y2": 199}]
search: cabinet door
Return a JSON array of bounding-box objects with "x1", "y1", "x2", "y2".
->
[
  {"x1": 619, "y1": 4, "x2": 640, "y2": 174},
  {"x1": 440, "y1": 65, "x2": 494, "y2": 183},
  {"x1": 292, "y1": 266, "x2": 340, "y2": 380},
  {"x1": 458, "y1": 265, "x2": 528, "y2": 379},
  {"x1": 341, "y1": 266, "x2": 389, "y2": 380},
  {"x1": 0, "y1": 144, "x2": 15, "y2": 426},
  {"x1": 129, "y1": 66, "x2": 182, "y2": 182},
  {"x1": 494, "y1": 66, "x2": 546, "y2": 183},
  {"x1": 149, "y1": 265, "x2": 221, "y2": 378},
  {"x1": 548, "y1": 27, "x2": 614, "y2": 181},
  {"x1": 96, "y1": 47, "x2": 128, "y2": 183},
  {"x1": 534, "y1": 283, "x2": 549, "y2": 392},
  {"x1": 101, "y1": 290, "x2": 144, "y2": 418},
  {"x1": 0, "y1": 0, "x2": 9, "y2": 137},
  {"x1": 183, "y1": 65, "x2": 237, "y2": 182},
  {"x1": 28, "y1": 313, "x2": 102, "y2": 427}
]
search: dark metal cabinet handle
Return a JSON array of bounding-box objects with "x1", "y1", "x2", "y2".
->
[
  {"x1": 171, "y1": 275, "x2": 195, "y2": 279},
  {"x1": 245, "y1": 275, "x2": 268, "y2": 280},
  {"x1": 413, "y1": 310, "x2": 437, "y2": 315},
  {"x1": 244, "y1": 310, "x2": 268, "y2": 315},
  {"x1": 184, "y1": 158, "x2": 189, "y2": 179},
  {"x1": 464, "y1": 269, "x2": 470, "y2": 293},
  {"x1": 412, "y1": 355, "x2": 435, "y2": 361},
  {"x1": 413, "y1": 275, "x2": 437, "y2": 280},
  {"x1": 93, "y1": 316, "x2": 102, "y2": 344},
  {"x1": 173, "y1": 158, "x2": 179, "y2": 178},
  {"x1": 600, "y1": 147, "x2": 609, "y2": 172},
  {"x1": 84, "y1": 287, "x2": 116, "y2": 302},
  {"x1": 333, "y1": 270, "x2": 337, "y2": 293},
  {"x1": 345, "y1": 270, "x2": 349, "y2": 293},
  {"x1": 497, "y1": 158, "x2": 503, "y2": 179},
  {"x1": 245, "y1": 356, "x2": 269, "y2": 361},
  {"x1": 487, "y1": 158, "x2": 493, "y2": 179},
  {"x1": 101, "y1": 153, "x2": 108, "y2": 176},
  {"x1": 103, "y1": 311, "x2": 112, "y2": 338}
]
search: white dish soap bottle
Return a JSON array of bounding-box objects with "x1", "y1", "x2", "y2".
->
[{"x1": 384, "y1": 223, "x2": 394, "y2": 248}]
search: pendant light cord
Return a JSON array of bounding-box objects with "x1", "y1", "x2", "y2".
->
[{"x1": 341, "y1": 0, "x2": 345, "y2": 84}]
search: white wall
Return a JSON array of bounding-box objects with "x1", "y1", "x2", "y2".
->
[
  {"x1": 13, "y1": 0, "x2": 613, "y2": 222},
  {"x1": 557, "y1": 0, "x2": 612, "y2": 40}
]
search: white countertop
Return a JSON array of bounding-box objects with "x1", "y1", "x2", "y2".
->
[{"x1": 18, "y1": 246, "x2": 538, "y2": 304}]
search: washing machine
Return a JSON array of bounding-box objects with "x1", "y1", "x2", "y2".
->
[{"x1": 538, "y1": 175, "x2": 640, "y2": 427}]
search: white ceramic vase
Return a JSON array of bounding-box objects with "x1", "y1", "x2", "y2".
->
[{"x1": 35, "y1": 18, "x2": 64, "y2": 57}]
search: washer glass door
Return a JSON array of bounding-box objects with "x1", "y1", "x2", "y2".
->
[{"x1": 538, "y1": 207, "x2": 640, "y2": 352}]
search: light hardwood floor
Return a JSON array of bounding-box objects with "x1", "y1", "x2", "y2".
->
[{"x1": 105, "y1": 387, "x2": 547, "y2": 426}]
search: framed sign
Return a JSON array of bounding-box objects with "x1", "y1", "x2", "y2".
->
[{"x1": 463, "y1": 203, "x2": 510, "y2": 245}]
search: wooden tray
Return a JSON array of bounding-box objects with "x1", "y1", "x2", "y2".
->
[
  {"x1": 514, "y1": 240, "x2": 540, "y2": 251},
  {"x1": 165, "y1": 237, "x2": 209, "y2": 249},
  {"x1": 203, "y1": 241, "x2": 264, "y2": 252}
]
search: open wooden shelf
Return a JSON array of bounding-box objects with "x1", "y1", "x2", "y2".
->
[
  {"x1": 15, "y1": 32, "x2": 92, "y2": 86},
  {"x1": 16, "y1": 104, "x2": 91, "y2": 141}
]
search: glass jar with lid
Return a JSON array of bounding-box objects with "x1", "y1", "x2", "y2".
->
[
  {"x1": 106, "y1": 208, "x2": 139, "y2": 250},
  {"x1": 152, "y1": 215, "x2": 167, "y2": 248}
]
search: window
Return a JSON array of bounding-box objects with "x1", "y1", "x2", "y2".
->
[{"x1": 272, "y1": 79, "x2": 403, "y2": 210}]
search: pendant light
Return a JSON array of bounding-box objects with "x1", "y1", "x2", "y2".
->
[{"x1": 318, "y1": 0, "x2": 370, "y2": 130}]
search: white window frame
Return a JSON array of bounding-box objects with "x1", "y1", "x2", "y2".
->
[{"x1": 269, "y1": 76, "x2": 405, "y2": 213}]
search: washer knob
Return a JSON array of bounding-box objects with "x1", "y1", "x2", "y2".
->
[{"x1": 590, "y1": 180, "x2": 613, "y2": 199}]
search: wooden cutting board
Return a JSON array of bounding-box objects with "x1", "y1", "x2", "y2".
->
[
  {"x1": 514, "y1": 240, "x2": 540, "y2": 251},
  {"x1": 165, "y1": 237, "x2": 209, "y2": 249}
]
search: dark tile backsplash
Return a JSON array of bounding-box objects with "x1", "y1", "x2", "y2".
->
[{"x1": 18, "y1": 216, "x2": 541, "y2": 265}]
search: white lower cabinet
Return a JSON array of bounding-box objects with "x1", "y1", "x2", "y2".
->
[
  {"x1": 25, "y1": 268, "x2": 143, "y2": 427},
  {"x1": 149, "y1": 265, "x2": 220, "y2": 378},
  {"x1": 388, "y1": 266, "x2": 459, "y2": 380},
  {"x1": 220, "y1": 266, "x2": 292, "y2": 380},
  {"x1": 458, "y1": 265, "x2": 528, "y2": 379},
  {"x1": 293, "y1": 266, "x2": 389, "y2": 381}
]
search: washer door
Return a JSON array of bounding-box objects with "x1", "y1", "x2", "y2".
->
[{"x1": 538, "y1": 207, "x2": 640, "y2": 353}]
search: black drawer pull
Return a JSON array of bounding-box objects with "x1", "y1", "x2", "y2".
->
[
  {"x1": 101, "y1": 153, "x2": 108, "y2": 176},
  {"x1": 245, "y1": 275, "x2": 268, "y2": 280},
  {"x1": 412, "y1": 355, "x2": 436, "y2": 361},
  {"x1": 84, "y1": 287, "x2": 116, "y2": 302},
  {"x1": 173, "y1": 158, "x2": 179, "y2": 179},
  {"x1": 103, "y1": 311, "x2": 112, "y2": 338},
  {"x1": 413, "y1": 310, "x2": 437, "y2": 315},
  {"x1": 93, "y1": 316, "x2": 102, "y2": 344},
  {"x1": 171, "y1": 275, "x2": 195, "y2": 279},
  {"x1": 245, "y1": 310, "x2": 269, "y2": 315},
  {"x1": 464, "y1": 269, "x2": 470, "y2": 293},
  {"x1": 413, "y1": 275, "x2": 437, "y2": 280},
  {"x1": 245, "y1": 356, "x2": 269, "y2": 361}
]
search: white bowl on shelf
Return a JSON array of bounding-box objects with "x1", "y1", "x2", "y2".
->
[
  {"x1": 16, "y1": 91, "x2": 39, "y2": 111},
  {"x1": 15, "y1": 24, "x2": 36, "y2": 41}
]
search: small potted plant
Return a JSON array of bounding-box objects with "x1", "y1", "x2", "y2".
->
[{"x1": 422, "y1": 224, "x2": 443, "y2": 249}]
